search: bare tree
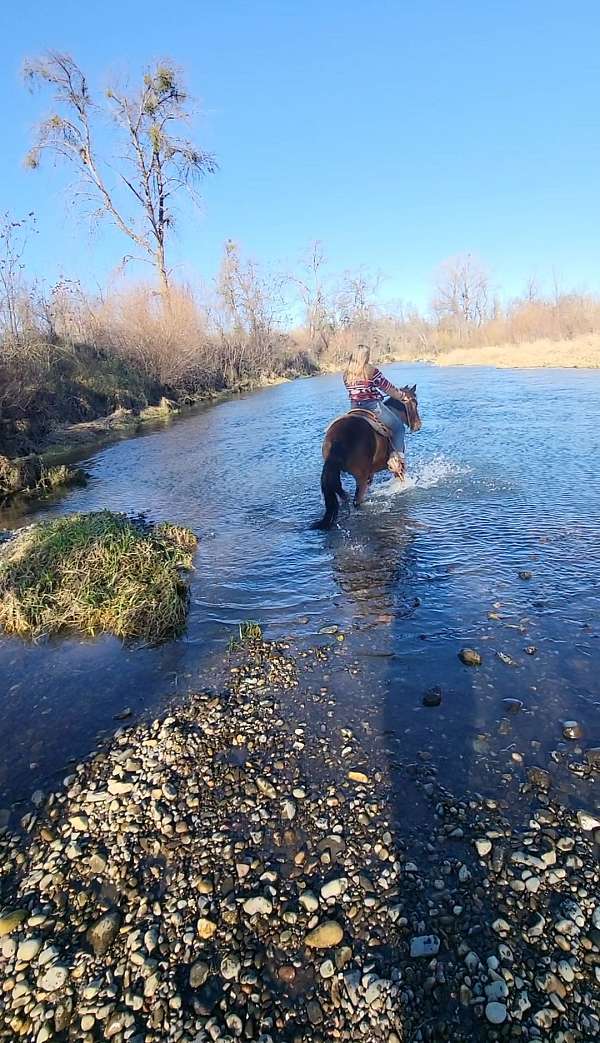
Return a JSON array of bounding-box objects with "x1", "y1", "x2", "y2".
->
[
  {"x1": 0, "y1": 211, "x2": 37, "y2": 347},
  {"x1": 24, "y1": 53, "x2": 216, "y2": 295},
  {"x1": 294, "y1": 241, "x2": 334, "y2": 351},
  {"x1": 432, "y1": 253, "x2": 491, "y2": 328},
  {"x1": 335, "y1": 268, "x2": 381, "y2": 329}
]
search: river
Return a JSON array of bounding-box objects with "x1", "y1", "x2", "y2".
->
[{"x1": 1, "y1": 364, "x2": 599, "y2": 815}]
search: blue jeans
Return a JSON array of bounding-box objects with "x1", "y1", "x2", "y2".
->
[{"x1": 353, "y1": 400, "x2": 405, "y2": 454}]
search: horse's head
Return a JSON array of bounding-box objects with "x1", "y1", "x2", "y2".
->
[{"x1": 386, "y1": 385, "x2": 422, "y2": 432}]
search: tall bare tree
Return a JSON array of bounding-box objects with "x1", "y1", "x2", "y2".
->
[
  {"x1": 24, "y1": 53, "x2": 216, "y2": 295},
  {"x1": 432, "y1": 253, "x2": 491, "y2": 327}
]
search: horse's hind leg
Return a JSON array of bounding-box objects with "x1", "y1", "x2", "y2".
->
[{"x1": 354, "y1": 473, "x2": 372, "y2": 508}]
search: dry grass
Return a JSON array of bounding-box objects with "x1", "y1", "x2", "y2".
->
[
  {"x1": 435, "y1": 334, "x2": 600, "y2": 369},
  {"x1": 0, "y1": 511, "x2": 198, "y2": 642}
]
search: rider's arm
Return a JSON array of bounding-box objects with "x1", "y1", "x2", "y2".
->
[{"x1": 371, "y1": 367, "x2": 409, "y2": 402}]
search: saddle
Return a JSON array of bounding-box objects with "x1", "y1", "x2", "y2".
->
[{"x1": 325, "y1": 408, "x2": 392, "y2": 446}]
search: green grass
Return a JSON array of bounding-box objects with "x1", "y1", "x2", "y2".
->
[
  {"x1": 227, "y1": 619, "x2": 263, "y2": 651},
  {"x1": 0, "y1": 511, "x2": 198, "y2": 643}
]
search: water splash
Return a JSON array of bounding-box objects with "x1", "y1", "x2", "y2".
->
[{"x1": 371, "y1": 454, "x2": 470, "y2": 497}]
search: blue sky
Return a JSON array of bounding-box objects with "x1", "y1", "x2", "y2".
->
[{"x1": 1, "y1": 0, "x2": 599, "y2": 309}]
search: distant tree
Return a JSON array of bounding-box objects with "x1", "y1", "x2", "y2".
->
[
  {"x1": 294, "y1": 241, "x2": 334, "y2": 351},
  {"x1": 24, "y1": 52, "x2": 216, "y2": 295},
  {"x1": 432, "y1": 253, "x2": 491, "y2": 327},
  {"x1": 0, "y1": 211, "x2": 36, "y2": 346}
]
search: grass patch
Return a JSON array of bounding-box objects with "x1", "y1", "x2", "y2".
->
[
  {"x1": 227, "y1": 620, "x2": 263, "y2": 652},
  {"x1": 0, "y1": 511, "x2": 198, "y2": 643}
]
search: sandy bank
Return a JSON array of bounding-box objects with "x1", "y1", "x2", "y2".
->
[{"x1": 434, "y1": 334, "x2": 600, "y2": 369}]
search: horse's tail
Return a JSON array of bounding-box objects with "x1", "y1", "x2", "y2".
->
[{"x1": 312, "y1": 440, "x2": 346, "y2": 530}]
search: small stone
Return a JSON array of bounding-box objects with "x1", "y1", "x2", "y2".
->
[
  {"x1": 307, "y1": 999, "x2": 323, "y2": 1024},
  {"x1": 197, "y1": 917, "x2": 218, "y2": 938},
  {"x1": 39, "y1": 964, "x2": 69, "y2": 992},
  {"x1": 562, "y1": 720, "x2": 583, "y2": 740},
  {"x1": 305, "y1": 921, "x2": 344, "y2": 948},
  {"x1": 320, "y1": 959, "x2": 335, "y2": 978},
  {"x1": 347, "y1": 770, "x2": 369, "y2": 784},
  {"x1": 459, "y1": 648, "x2": 481, "y2": 666},
  {"x1": 220, "y1": 954, "x2": 241, "y2": 980},
  {"x1": 282, "y1": 799, "x2": 297, "y2": 820},
  {"x1": 243, "y1": 896, "x2": 272, "y2": 917},
  {"x1": 525, "y1": 645, "x2": 537, "y2": 655},
  {"x1": 87, "y1": 910, "x2": 121, "y2": 957},
  {"x1": 69, "y1": 814, "x2": 89, "y2": 831},
  {"x1": 518, "y1": 570, "x2": 533, "y2": 580},
  {"x1": 485, "y1": 1001, "x2": 507, "y2": 1024},
  {"x1": 320, "y1": 877, "x2": 347, "y2": 901},
  {"x1": 486, "y1": 980, "x2": 509, "y2": 1001},
  {"x1": 475, "y1": 839, "x2": 492, "y2": 857},
  {"x1": 410, "y1": 935, "x2": 440, "y2": 958},
  {"x1": 299, "y1": 890, "x2": 319, "y2": 913},
  {"x1": 423, "y1": 686, "x2": 442, "y2": 707},
  {"x1": 502, "y1": 698, "x2": 523, "y2": 714},
  {"x1": 113, "y1": 707, "x2": 132, "y2": 720},
  {"x1": 0, "y1": 909, "x2": 28, "y2": 937},
  {"x1": 17, "y1": 937, "x2": 42, "y2": 962},
  {"x1": 107, "y1": 779, "x2": 134, "y2": 796},
  {"x1": 190, "y1": 961, "x2": 210, "y2": 988},
  {"x1": 577, "y1": 810, "x2": 600, "y2": 831},
  {"x1": 527, "y1": 767, "x2": 552, "y2": 790},
  {"x1": 278, "y1": 965, "x2": 296, "y2": 983}
]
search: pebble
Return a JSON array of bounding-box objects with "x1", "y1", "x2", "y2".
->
[
  {"x1": 87, "y1": 910, "x2": 121, "y2": 957},
  {"x1": 305, "y1": 921, "x2": 344, "y2": 948},
  {"x1": 475, "y1": 839, "x2": 492, "y2": 857},
  {"x1": 577, "y1": 811, "x2": 600, "y2": 831},
  {"x1": 422, "y1": 686, "x2": 442, "y2": 707},
  {"x1": 17, "y1": 937, "x2": 42, "y2": 962},
  {"x1": 39, "y1": 964, "x2": 69, "y2": 992},
  {"x1": 562, "y1": 720, "x2": 583, "y2": 740},
  {"x1": 320, "y1": 877, "x2": 347, "y2": 900},
  {"x1": 459, "y1": 648, "x2": 482, "y2": 666},
  {"x1": 299, "y1": 890, "x2": 319, "y2": 913},
  {"x1": 242, "y1": 896, "x2": 273, "y2": 916},
  {"x1": 197, "y1": 917, "x2": 218, "y2": 939},
  {"x1": 410, "y1": 935, "x2": 440, "y2": 958},
  {"x1": 0, "y1": 909, "x2": 28, "y2": 937},
  {"x1": 69, "y1": 813, "x2": 89, "y2": 831},
  {"x1": 485, "y1": 1001, "x2": 507, "y2": 1024}
]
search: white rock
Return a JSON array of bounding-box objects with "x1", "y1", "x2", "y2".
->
[
  {"x1": 475, "y1": 839, "x2": 492, "y2": 857},
  {"x1": 243, "y1": 896, "x2": 272, "y2": 916},
  {"x1": 577, "y1": 811, "x2": 600, "y2": 831},
  {"x1": 17, "y1": 937, "x2": 42, "y2": 962},
  {"x1": 299, "y1": 890, "x2": 319, "y2": 913},
  {"x1": 39, "y1": 964, "x2": 69, "y2": 992},
  {"x1": 320, "y1": 878, "x2": 348, "y2": 901}
]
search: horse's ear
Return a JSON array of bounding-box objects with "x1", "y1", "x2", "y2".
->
[{"x1": 411, "y1": 384, "x2": 417, "y2": 393}]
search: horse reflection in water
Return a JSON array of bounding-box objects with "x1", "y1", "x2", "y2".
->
[{"x1": 312, "y1": 386, "x2": 422, "y2": 530}]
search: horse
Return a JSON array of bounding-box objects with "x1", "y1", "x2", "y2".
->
[{"x1": 312, "y1": 386, "x2": 422, "y2": 530}]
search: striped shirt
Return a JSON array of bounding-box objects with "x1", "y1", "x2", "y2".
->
[{"x1": 343, "y1": 367, "x2": 395, "y2": 406}]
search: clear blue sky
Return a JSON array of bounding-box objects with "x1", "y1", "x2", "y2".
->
[{"x1": 1, "y1": 0, "x2": 599, "y2": 309}]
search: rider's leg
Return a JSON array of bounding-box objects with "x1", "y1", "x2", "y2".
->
[{"x1": 376, "y1": 402, "x2": 406, "y2": 477}]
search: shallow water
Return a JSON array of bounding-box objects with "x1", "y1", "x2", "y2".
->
[{"x1": 1, "y1": 365, "x2": 599, "y2": 810}]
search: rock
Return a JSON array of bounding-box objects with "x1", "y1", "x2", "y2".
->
[
  {"x1": 220, "y1": 954, "x2": 241, "y2": 980},
  {"x1": 562, "y1": 720, "x2": 583, "y2": 740},
  {"x1": 320, "y1": 959, "x2": 335, "y2": 978},
  {"x1": 0, "y1": 909, "x2": 28, "y2": 937},
  {"x1": 577, "y1": 811, "x2": 600, "y2": 831},
  {"x1": 347, "y1": 770, "x2": 369, "y2": 784},
  {"x1": 410, "y1": 935, "x2": 440, "y2": 958},
  {"x1": 525, "y1": 645, "x2": 537, "y2": 655},
  {"x1": 485, "y1": 1001, "x2": 507, "y2": 1024},
  {"x1": 69, "y1": 814, "x2": 89, "y2": 832},
  {"x1": 282, "y1": 799, "x2": 297, "y2": 820},
  {"x1": 39, "y1": 964, "x2": 69, "y2": 991},
  {"x1": 192, "y1": 959, "x2": 213, "y2": 984},
  {"x1": 305, "y1": 921, "x2": 344, "y2": 948},
  {"x1": 502, "y1": 698, "x2": 523, "y2": 714},
  {"x1": 197, "y1": 917, "x2": 218, "y2": 938},
  {"x1": 299, "y1": 890, "x2": 319, "y2": 913},
  {"x1": 320, "y1": 877, "x2": 348, "y2": 901},
  {"x1": 527, "y1": 767, "x2": 552, "y2": 790},
  {"x1": 475, "y1": 839, "x2": 492, "y2": 857},
  {"x1": 107, "y1": 779, "x2": 134, "y2": 796},
  {"x1": 486, "y1": 980, "x2": 509, "y2": 1001},
  {"x1": 496, "y1": 651, "x2": 517, "y2": 666},
  {"x1": 585, "y1": 747, "x2": 600, "y2": 766},
  {"x1": 459, "y1": 648, "x2": 481, "y2": 666},
  {"x1": 87, "y1": 910, "x2": 121, "y2": 957},
  {"x1": 243, "y1": 896, "x2": 273, "y2": 916},
  {"x1": 423, "y1": 686, "x2": 442, "y2": 707},
  {"x1": 307, "y1": 999, "x2": 323, "y2": 1024},
  {"x1": 518, "y1": 570, "x2": 533, "y2": 580},
  {"x1": 17, "y1": 937, "x2": 42, "y2": 962},
  {"x1": 113, "y1": 707, "x2": 133, "y2": 720}
]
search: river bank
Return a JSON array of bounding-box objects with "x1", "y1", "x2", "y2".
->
[
  {"x1": 430, "y1": 333, "x2": 600, "y2": 370},
  {"x1": 1, "y1": 638, "x2": 598, "y2": 1042}
]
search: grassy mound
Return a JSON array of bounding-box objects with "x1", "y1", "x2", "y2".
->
[{"x1": 0, "y1": 511, "x2": 198, "y2": 643}]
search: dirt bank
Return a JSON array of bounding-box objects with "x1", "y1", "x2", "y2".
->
[{"x1": 1, "y1": 640, "x2": 598, "y2": 1041}]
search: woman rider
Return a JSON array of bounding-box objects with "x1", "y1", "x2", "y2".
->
[{"x1": 343, "y1": 345, "x2": 408, "y2": 477}]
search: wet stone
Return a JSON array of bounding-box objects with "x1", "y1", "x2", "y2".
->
[
  {"x1": 459, "y1": 648, "x2": 482, "y2": 666},
  {"x1": 562, "y1": 720, "x2": 583, "y2": 741},
  {"x1": 423, "y1": 686, "x2": 442, "y2": 707}
]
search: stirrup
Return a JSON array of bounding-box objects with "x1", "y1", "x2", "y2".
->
[{"x1": 387, "y1": 451, "x2": 405, "y2": 479}]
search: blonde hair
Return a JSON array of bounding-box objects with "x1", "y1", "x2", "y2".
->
[{"x1": 344, "y1": 344, "x2": 371, "y2": 382}]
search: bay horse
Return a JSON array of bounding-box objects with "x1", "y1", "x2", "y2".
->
[{"x1": 312, "y1": 386, "x2": 422, "y2": 530}]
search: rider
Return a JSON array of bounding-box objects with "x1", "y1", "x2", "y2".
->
[{"x1": 343, "y1": 345, "x2": 409, "y2": 477}]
